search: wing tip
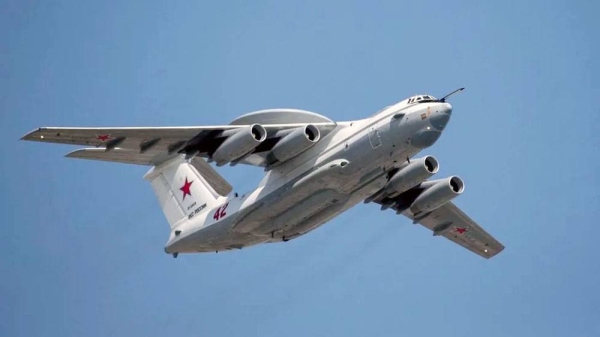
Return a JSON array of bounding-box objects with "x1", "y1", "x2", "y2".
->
[
  {"x1": 20, "y1": 128, "x2": 45, "y2": 141},
  {"x1": 484, "y1": 244, "x2": 505, "y2": 259}
]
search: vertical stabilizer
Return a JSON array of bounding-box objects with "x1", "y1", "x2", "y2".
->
[{"x1": 144, "y1": 156, "x2": 224, "y2": 229}]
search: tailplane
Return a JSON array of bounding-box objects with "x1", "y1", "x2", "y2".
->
[{"x1": 144, "y1": 156, "x2": 225, "y2": 229}]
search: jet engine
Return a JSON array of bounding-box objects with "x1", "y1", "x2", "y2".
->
[
  {"x1": 385, "y1": 156, "x2": 439, "y2": 196},
  {"x1": 268, "y1": 125, "x2": 320, "y2": 164},
  {"x1": 409, "y1": 176, "x2": 464, "y2": 214},
  {"x1": 212, "y1": 124, "x2": 267, "y2": 166}
]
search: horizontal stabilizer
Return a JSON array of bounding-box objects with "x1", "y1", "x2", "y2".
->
[{"x1": 189, "y1": 157, "x2": 232, "y2": 196}]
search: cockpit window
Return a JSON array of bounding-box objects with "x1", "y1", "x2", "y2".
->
[{"x1": 407, "y1": 94, "x2": 437, "y2": 104}]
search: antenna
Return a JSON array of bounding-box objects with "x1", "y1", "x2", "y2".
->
[{"x1": 440, "y1": 87, "x2": 465, "y2": 102}]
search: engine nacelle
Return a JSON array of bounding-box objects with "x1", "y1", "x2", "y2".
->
[
  {"x1": 385, "y1": 156, "x2": 439, "y2": 196},
  {"x1": 268, "y1": 125, "x2": 320, "y2": 164},
  {"x1": 212, "y1": 124, "x2": 267, "y2": 166},
  {"x1": 410, "y1": 176, "x2": 464, "y2": 214}
]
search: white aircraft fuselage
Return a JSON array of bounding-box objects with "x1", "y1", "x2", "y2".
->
[
  {"x1": 165, "y1": 100, "x2": 453, "y2": 253},
  {"x1": 23, "y1": 88, "x2": 504, "y2": 258}
]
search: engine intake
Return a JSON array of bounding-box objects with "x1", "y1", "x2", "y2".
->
[
  {"x1": 410, "y1": 176, "x2": 464, "y2": 214},
  {"x1": 212, "y1": 124, "x2": 267, "y2": 166},
  {"x1": 268, "y1": 125, "x2": 321, "y2": 164},
  {"x1": 385, "y1": 156, "x2": 439, "y2": 196}
]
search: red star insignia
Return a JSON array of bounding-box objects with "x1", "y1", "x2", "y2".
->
[
  {"x1": 180, "y1": 177, "x2": 193, "y2": 200},
  {"x1": 455, "y1": 227, "x2": 467, "y2": 235},
  {"x1": 96, "y1": 134, "x2": 111, "y2": 142}
]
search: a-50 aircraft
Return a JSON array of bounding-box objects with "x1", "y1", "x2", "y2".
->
[{"x1": 22, "y1": 88, "x2": 504, "y2": 259}]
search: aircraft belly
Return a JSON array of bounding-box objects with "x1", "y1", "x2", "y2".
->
[
  {"x1": 249, "y1": 164, "x2": 393, "y2": 240},
  {"x1": 279, "y1": 198, "x2": 346, "y2": 240},
  {"x1": 232, "y1": 158, "x2": 352, "y2": 234},
  {"x1": 260, "y1": 189, "x2": 347, "y2": 235},
  {"x1": 279, "y1": 171, "x2": 391, "y2": 240}
]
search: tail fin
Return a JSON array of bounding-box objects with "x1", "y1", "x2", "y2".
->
[{"x1": 144, "y1": 156, "x2": 225, "y2": 229}]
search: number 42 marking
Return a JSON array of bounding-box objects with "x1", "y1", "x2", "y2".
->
[{"x1": 213, "y1": 202, "x2": 229, "y2": 221}]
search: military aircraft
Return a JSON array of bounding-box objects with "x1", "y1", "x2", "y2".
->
[{"x1": 21, "y1": 88, "x2": 504, "y2": 259}]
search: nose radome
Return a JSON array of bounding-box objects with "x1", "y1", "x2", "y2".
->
[{"x1": 430, "y1": 103, "x2": 452, "y2": 130}]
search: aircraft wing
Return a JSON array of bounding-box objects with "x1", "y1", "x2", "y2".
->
[
  {"x1": 373, "y1": 198, "x2": 504, "y2": 259},
  {"x1": 21, "y1": 121, "x2": 337, "y2": 167}
]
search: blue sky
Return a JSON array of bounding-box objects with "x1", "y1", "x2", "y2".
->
[{"x1": 1, "y1": 1, "x2": 599, "y2": 336}]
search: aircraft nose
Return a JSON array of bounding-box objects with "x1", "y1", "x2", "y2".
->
[
  {"x1": 430, "y1": 102, "x2": 452, "y2": 130},
  {"x1": 441, "y1": 102, "x2": 452, "y2": 114}
]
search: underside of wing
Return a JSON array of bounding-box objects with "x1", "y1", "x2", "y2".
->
[
  {"x1": 401, "y1": 202, "x2": 504, "y2": 259},
  {"x1": 21, "y1": 109, "x2": 338, "y2": 167},
  {"x1": 368, "y1": 169, "x2": 504, "y2": 259},
  {"x1": 373, "y1": 195, "x2": 504, "y2": 258},
  {"x1": 21, "y1": 126, "x2": 232, "y2": 159}
]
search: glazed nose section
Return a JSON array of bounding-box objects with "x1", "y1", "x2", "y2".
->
[{"x1": 430, "y1": 102, "x2": 452, "y2": 130}]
